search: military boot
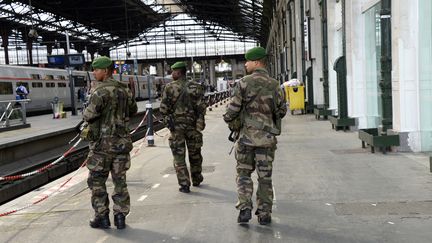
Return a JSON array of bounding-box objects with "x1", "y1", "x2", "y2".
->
[
  {"x1": 114, "y1": 214, "x2": 126, "y2": 229},
  {"x1": 179, "y1": 185, "x2": 190, "y2": 193},
  {"x1": 89, "y1": 214, "x2": 110, "y2": 229},
  {"x1": 257, "y1": 214, "x2": 272, "y2": 225},
  {"x1": 237, "y1": 208, "x2": 252, "y2": 223},
  {"x1": 192, "y1": 174, "x2": 204, "y2": 187}
]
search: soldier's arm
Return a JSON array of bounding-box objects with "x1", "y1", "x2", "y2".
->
[
  {"x1": 223, "y1": 80, "x2": 244, "y2": 123},
  {"x1": 83, "y1": 91, "x2": 103, "y2": 123},
  {"x1": 195, "y1": 85, "x2": 206, "y2": 130},
  {"x1": 159, "y1": 85, "x2": 172, "y2": 116},
  {"x1": 275, "y1": 86, "x2": 287, "y2": 118}
]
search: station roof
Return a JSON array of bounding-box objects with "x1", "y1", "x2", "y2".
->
[{"x1": 0, "y1": 0, "x2": 271, "y2": 55}]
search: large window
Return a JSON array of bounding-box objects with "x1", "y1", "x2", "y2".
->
[
  {"x1": 419, "y1": 0, "x2": 432, "y2": 151},
  {"x1": 0, "y1": 82, "x2": 13, "y2": 95},
  {"x1": 364, "y1": 3, "x2": 382, "y2": 128}
]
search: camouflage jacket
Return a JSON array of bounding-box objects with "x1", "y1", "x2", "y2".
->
[
  {"x1": 83, "y1": 77, "x2": 138, "y2": 153},
  {"x1": 223, "y1": 68, "x2": 287, "y2": 147},
  {"x1": 160, "y1": 77, "x2": 206, "y2": 129}
]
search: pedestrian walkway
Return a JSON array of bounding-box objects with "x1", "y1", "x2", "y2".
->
[{"x1": 0, "y1": 104, "x2": 432, "y2": 242}]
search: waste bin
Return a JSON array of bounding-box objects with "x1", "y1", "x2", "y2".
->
[
  {"x1": 288, "y1": 86, "x2": 305, "y2": 115},
  {"x1": 51, "y1": 97, "x2": 64, "y2": 119}
]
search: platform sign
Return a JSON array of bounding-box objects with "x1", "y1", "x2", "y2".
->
[
  {"x1": 47, "y1": 55, "x2": 66, "y2": 67},
  {"x1": 47, "y1": 54, "x2": 85, "y2": 67},
  {"x1": 67, "y1": 54, "x2": 85, "y2": 66}
]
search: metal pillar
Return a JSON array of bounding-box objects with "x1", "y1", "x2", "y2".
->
[
  {"x1": 313, "y1": 0, "x2": 332, "y2": 119},
  {"x1": 379, "y1": 0, "x2": 393, "y2": 134},
  {"x1": 146, "y1": 75, "x2": 154, "y2": 146},
  {"x1": 328, "y1": 56, "x2": 355, "y2": 131},
  {"x1": 306, "y1": 66, "x2": 314, "y2": 113},
  {"x1": 66, "y1": 31, "x2": 77, "y2": 116},
  {"x1": 0, "y1": 27, "x2": 11, "y2": 64},
  {"x1": 321, "y1": 0, "x2": 329, "y2": 109},
  {"x1": 288, "y1": 1, "x2": 294, "y2": 77},
  {"x1": 300, "y1": 0, "x2": 306, "y2": 85}
]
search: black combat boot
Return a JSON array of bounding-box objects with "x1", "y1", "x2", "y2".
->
[
  {"x1": 237, "y1": 208, "x2": 252, "y2": 223},
  {"x1": 257, "y1": 214, "x2": 272, "y2": 225},
  {"x1": 114, "y1": 214, "x2": 126, "y2": 229},
  {"x1": 89, "y1": 214, "x2": 111, "y2": 229},
  {"x1": 192, "y1": 174, "x2": 204, "y2": 187},
  {"x1": 179, "y1": 185, "x2": 190, "y2": 193}
]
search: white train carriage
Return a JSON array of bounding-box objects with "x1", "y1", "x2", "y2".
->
[{"x1": 0, "y1": 65, "x2": 171, "y2": 113}]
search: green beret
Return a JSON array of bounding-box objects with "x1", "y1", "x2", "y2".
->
[
  {"x1": 92, "y1": 56, "x2": 112, "y2": 69},
  {"x1": 245, "y1": 46, "x2": 267, "y2": 61},
  {"x1": 171, "y1": 61, "x2": 186, "y2": 70}
]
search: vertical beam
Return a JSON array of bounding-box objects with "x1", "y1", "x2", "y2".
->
[
  {"x1": 321, "y1": 0, "x2": 329, "y2": 109},
  {"x1": 0, "y1": 27, "x2": 11, "y2": 65},
  {"x1": 300, "y1": 0, "x2": 306, "y2": 85},
  {"x1": 380, "y1": 0, "x2": 393, "y2": 133},
  {"x1": 288, "y1": 1, "x2": 294, "y2": 77}
]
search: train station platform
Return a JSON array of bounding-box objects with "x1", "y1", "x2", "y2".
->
[
  {"x1": 0, "y1": 100, "x2": 160, "y2": 147},
  {"x1": 1, "y1": 104, "x2": 432, "y2": 242}
]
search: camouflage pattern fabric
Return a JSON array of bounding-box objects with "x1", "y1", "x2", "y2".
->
[
  {"x1": 87, "y1": 150, "x2": 131, "y2": 217},
  {"x1": 223, "y1": 68, "x2": 287, "y2": 147},
  {"x1": 223, "y1": 67, "x2": 287, "y2": 216},
  {"x1": 160, "y1": 78, "x2": 206, "y2": 186},
  {"x1": 235, "y1": 144, "x2": 275, "y2": 215},
  {"x1": 83, "y1": 77, "x2": 137, "y2": 217}
]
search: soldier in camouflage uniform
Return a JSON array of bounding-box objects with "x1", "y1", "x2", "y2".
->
[
  {"x1": 223, "y1": 47, "x2": 287, "y2": 225},
  {"x1": 81, "y1": 56, "x2": 138, "y2": 229},
  {"x1": 160, "y1": 61, "x2": 206, "y2": 193}
]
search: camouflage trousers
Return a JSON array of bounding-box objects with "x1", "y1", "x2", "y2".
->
[
  {"x1": 86, "y1": 149, "x2": 131, "y2": 217},
  {"x1": 235, "y1": 143, "x2": 275, "y2": 216},
  {"x1": 168, "y1": 126, "x2": 203, "y2": 186}
]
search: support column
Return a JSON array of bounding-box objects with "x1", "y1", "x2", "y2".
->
[
  {"x1": 156, "y1": 62, "x2": 164, "y2": 76},
  {"x1": 0, "y1": 27, "x2": 11, "y2": 64},
  {"x1": 209, "y1": 59, "x2": 216, "y2": 87},
  {"x1": 26, "y1": 40, "x2": 33, "y2": 65},
  {"x1": 380, "y1": 0, "x2": 393, "y2": 134},
  {"x1": 21, "y1": 30, "x2": 34, "y2": 65}
]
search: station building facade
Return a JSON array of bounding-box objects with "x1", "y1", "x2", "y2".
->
[{"x1": 267, "y1": 0, "x2": 432, "y2": 152}]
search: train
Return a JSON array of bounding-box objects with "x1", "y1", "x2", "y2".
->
[{"x1": 0, "y1": 65, "x2": 171, "y2": 113}]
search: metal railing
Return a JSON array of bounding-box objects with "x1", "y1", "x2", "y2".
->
[{"x1": 0, "y1": 99, "x2": 30, "y2": 130}]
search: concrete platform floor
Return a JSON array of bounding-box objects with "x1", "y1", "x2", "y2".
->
[{"x1": 1, "y1": 104, "x2": 432, "y2": 243}]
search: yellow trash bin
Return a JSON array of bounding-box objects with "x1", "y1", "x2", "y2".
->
[{"x1": 288, "y1": 86, "x2": 305, "y2": 114}]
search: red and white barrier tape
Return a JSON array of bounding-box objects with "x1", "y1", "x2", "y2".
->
[
  {"x1": 0, "y1": 138, "x2": 82, "y2": 181},
  {"x1": 0, "y1": 159, "x2": 87, "y2": 217},
  {"x1": 129, "y1": 109, "x2": 149, "y2": 135},
  {"x1": 131, "y1": 128, "x2": 150, "y2": 158},
  {"x1": 0, "y1": 108, "x2": 153, "y2": 216}
]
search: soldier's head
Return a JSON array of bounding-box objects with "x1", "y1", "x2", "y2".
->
[
  {"x1": 170, "y1": 61, "x2": 187, "y2": 81},
  {"x1": 92, "y1": 56, "x2": 115, "y2": 81},
  {"x1": 244, "y1": 46, "x2": 267, "y2": 74}
]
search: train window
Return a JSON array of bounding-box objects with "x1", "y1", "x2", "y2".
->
[
  {"x1": 31, "y1": 74, "x2": 41, "y2": 80},
  {"x1": 32, "y1": 82, "x2": 43, "y2": 88},
  {"x1": 57, "y1": 83, "x2": 67, "y2": 87},
  {"x1": 46, "y1": 82, "x2": 55, "y2": 88},
  {"x1": 57, "y1": 75, "x2": 66, "y2": 80},
  {"x1": 45, "y1": 75, "x2": 54, "y2": 80},
  {"x1": 0, "y1": 82, "x2": 13, "y2": 95}
]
